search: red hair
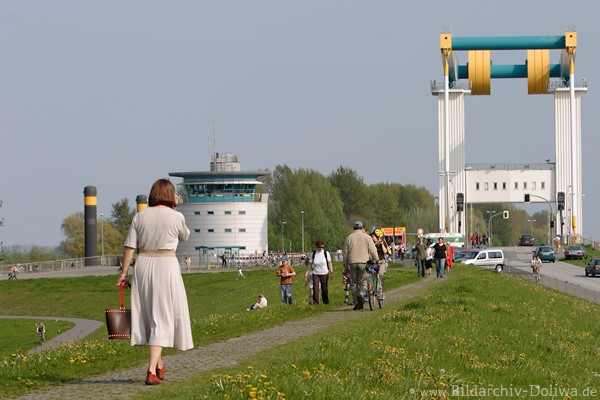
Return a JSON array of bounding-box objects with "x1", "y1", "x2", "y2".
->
[{"x1": 148, "y1": 179, "x2": 177, "y2": 208}]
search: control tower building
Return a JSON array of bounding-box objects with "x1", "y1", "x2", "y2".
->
[{"x1": 169, "y1": 153, "x2": 270, "y2": 260}]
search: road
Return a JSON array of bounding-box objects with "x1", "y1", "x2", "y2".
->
[{"x1": 500, "y1": 246, "x2": 600, "y2": 303}]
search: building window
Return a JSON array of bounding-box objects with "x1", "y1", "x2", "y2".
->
[
  {"x1": 239, "y1": 211, "x2": 246, "y2": 215},
  {"x1": 239, "y1": 228, "x2": 246, "y2": 233},
  {"x1": 207, "y1": 228, "x2": 214, "y2": 233},
  {"x1": 514, "y1": 182, "x2": 518, "y2": 190},
  {"x1": 476, "y1": 182, "x2": 480, "y2": 190},
  {"x1": 224, "y1": 211, "x2": 232, "y2": 215},
  {"x1": 484, "y1": 182, "x2": 489, "y2": 190},
  {"x1": 502, "y1": 182, "x2": 507, "y2": 190},
  {"x1": 493, "y1": 182, "x2": 498, "y2": 190},
  {"x1": 224, "y1": 228, "x2": 232, "y2": 233},
  {"x1": 194, "y1": 211, "x2": 200, "y2": 215},
  {"x1": 207, "y1": 211, "x2": 214, "y2": 215},
  {"x1": 194, "y1": 229, "x2": 200, "y2": 233},
  {"x1": 541, "y1": 181, "x2": 545, "y2": 190},
  {"x1": 523, "y1": 182, "x2": 527, "y2": 190}
]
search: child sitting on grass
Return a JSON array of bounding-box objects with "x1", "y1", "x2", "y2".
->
[{"x1": 247, "y1": 294, "x2": 268, "y2": 310}]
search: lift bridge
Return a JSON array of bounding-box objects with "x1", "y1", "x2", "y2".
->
[{"x1": 431, "y1": 31, "x2": 586, "y2": 243}]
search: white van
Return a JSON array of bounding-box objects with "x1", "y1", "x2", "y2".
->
[{"x1": 462, "y1": 249, "x2": 505, "y2": 272}]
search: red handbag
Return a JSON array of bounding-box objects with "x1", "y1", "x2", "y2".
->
[{"x1": 105, "y1": 282, "x2": 131, "y2": 340}]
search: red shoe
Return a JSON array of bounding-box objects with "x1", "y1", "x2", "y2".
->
[
  {"x1": 156, "y1": 364, "x2": 166, "y2": 380},
  {"x1": 145, "y1": 371, "x2": 162, "y2": 385}
]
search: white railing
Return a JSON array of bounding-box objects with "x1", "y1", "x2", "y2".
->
[{"x1": 1, "y1": 255, "x2": 121, "y2": 274}]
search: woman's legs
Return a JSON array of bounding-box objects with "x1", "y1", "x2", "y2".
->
[{"x1": 148, "y1": 345, "x2": 164, "y2": 373}]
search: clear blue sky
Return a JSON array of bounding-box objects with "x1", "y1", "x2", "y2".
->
[{"x1": 1, "y1": 0, "x2": 599, "y2": 246}]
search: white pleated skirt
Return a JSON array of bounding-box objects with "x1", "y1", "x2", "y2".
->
[{"x1": 130, "y1": 255, "x2": 194, "y2": 351}]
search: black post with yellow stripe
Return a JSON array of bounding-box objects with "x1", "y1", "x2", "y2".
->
[
  {"x1": 83, "y1": 186, "x2": 98, "y2": 266},
  {"x1": 136, "y1": 195, "x2": 148, "y2": 212}
]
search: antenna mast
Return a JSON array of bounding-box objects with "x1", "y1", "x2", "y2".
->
[{"x1": 207, "y1": 117, "x2": 217, "y2": 158}]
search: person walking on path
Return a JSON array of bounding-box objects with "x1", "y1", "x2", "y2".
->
[
  {"x1": 433, "y1": 237, "x2": 448, "y2": 278},
  {"x1": 414, "y1": 235, "x2": 427, "y2": 277},
  {"x1": 343, "y1": 221, "x2": 379, "y2": 310},
  {"x1": 237, "y1": 263, "x2": 245, "y2": 279},
  {"x1": 276, "y1": 259, "x2": 296, "y2": 305},
  {"x1": 117, "y1": 178, "x2": 194, "y2": 386},
  {"x1": 305, "y1": 240, "x2": 333, "y2": 305},
  {"x1": 425, "y1": 239, "x2": 434, "y2": 276},
  {"x1": 445, "y1": 245, "x2": 454, "y2": 274},
  {"x1": 221, "y1": 252, "x2": 228, "y2": 268}
]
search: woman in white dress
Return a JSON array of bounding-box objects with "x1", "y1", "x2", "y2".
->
[{"x1": 117, "y1": 178, "x2": 193, "y2": 385}]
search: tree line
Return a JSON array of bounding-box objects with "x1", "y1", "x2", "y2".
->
[{"x1": 0, "y1": 166, "x2": 550, "y2": 262}]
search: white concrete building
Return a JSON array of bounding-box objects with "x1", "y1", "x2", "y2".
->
[{"x1": 169, "y1": 153, "x2": 270, "y2": 262}]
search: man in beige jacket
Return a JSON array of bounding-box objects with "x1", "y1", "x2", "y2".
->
[{"x1": 343, "y1": 221, "x2": 379, "y2": 310}]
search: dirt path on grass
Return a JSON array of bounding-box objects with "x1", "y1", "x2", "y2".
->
[
  {"x1": 10, "y1": 275, "x2": 444, "y2": 400},
  {"x1": 0, "y1": 316, "x2": 104, "y2": 356}
]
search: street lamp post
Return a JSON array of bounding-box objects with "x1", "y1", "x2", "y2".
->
[
  {"x1": 527, "y1": 194, "x2": 554, "y2": 245},
  {"x1": 280, "y1": 221, "x2": 286, "y2": 253},
  {"x1": 300, "y1": 211, "x2": 305, "y2": 254},
  {"x1": 100, "y1": 213, "x2": 105, "y2": 266},
  {"x1": 487, "y1": 211, "x2": 502, "y2": 246}
]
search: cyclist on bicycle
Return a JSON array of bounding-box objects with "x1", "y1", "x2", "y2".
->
[
  {"x1": 343, "y1": 221, "x2": 379, "y2": 310},
  {"x1": 370, "y1": 228, "x2": 391, "y2": 275},
  {"x1": 36, "y1": 321, "x2": 46, "y2": 343},
  {"x1": 531, "y1": 253, "x2": 542, "y2": 277}
]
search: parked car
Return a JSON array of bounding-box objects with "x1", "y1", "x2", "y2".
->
[
  {"x1": 534, "y1": 246, "x2": 555, "y2": 263},
  {"x1": 518, "y1": 234, "x2": 535, "y2": 246},
  {"x1": 585, "y1": 258, "x2": 600, "y2": 277},
  {"x1": 453, "y1": 249, "x2": 470, "y2": 263},
  {"x1": 462, "y1": 249, "x2": 505, "y2": 272},
  {"x1": 564, "y1": 245, "x2": 587, "y2": 260}
]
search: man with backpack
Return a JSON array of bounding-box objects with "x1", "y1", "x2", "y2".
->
[{"x1": 305, "y1": 240, "x2": 333, "y2": 304}]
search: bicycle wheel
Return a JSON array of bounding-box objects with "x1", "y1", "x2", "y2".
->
[{"x1": 377, "y1": 276, "x2": 385, "y2": 309}]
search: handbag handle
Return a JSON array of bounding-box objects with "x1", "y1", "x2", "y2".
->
[{"x1": 119, "y1": 282, "x2": 126, "y2": 310}]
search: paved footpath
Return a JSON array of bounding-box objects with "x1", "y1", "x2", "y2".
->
[{"x1": 8, "y1": 274, "x2": 443, "y2": 400}]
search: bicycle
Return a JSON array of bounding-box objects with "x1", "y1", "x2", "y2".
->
[
  {"x1": 37, "y1": 331, "x2": 45, "y2": 345},
  {"x1": 36, "y1": 324, "x2": 45, "y2": 346},
  {"x1": 365, "y1": 262, "x2": 385, "y2": 311}
]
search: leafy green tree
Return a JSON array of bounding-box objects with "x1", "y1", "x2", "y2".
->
[
  {"x1": 269, "y1": 165, "x2": 348, "y2": 252},
  {"x1": 60, "y1": 199, "x2": 136, "y2": 258},
  {"x1": 367, "y1": 183, "x2": 405, "y2": 228},
  {"x1": 328, "y1": 166, "x2": 369, "y2": 225},
  {"x1": 99, "y1": 219, "x2": 126, "y2": 256},
  {"x1": 109, "y1": 198, "x2": 135, "y2": 235},
  {"x1": 404, "y1": 205, "x2": 438, "y2": 234},
  {"x1": 59, "y1": 212, "x2": 85, "y2": 257}
]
